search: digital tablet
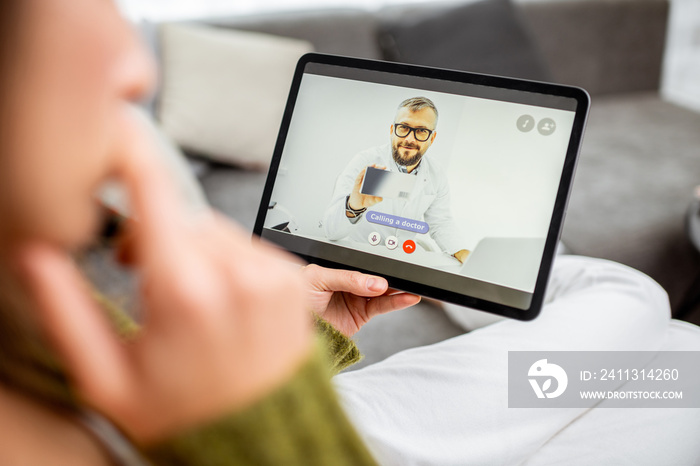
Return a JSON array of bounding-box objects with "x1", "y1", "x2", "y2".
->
[{"x1": 253, "y1": 53, "x2": 589, "y2": 320}]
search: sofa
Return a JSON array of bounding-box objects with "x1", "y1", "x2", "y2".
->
[{"x1": 86, "y1": 0, "x2": 700, "y2": 367}]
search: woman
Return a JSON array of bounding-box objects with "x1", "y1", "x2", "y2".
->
[
  {"x1": 0, "y1": 0, "x2": 419, "y2": 463},
  {"x1": 2, "y1": 1, "x2": 696, "y2": 465}
]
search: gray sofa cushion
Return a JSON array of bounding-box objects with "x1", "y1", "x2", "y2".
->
[
  {"x1": 199, "y1": 164, "x2": 269, "y2": 232},
  {"x1": 520, "y1": 0, "x2": 668, "y2": 96},
  {"x1": 377, "y1": 0, "x2": 551, "y2": 81},
  {"x1": 562, "y1": 93, "x2": 700, "y2": 309}
]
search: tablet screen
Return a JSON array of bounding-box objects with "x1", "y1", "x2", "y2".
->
[{"x1": 255, "y1": 54, "x2": 588, "y2": 319}]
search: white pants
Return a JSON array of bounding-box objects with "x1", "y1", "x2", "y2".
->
[{"x1": 334, "y1": 256, "x2": 700, "y2": 465}]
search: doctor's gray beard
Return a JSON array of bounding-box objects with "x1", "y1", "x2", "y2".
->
[{"x1": 392, "y1": 145, "x2": 424, "y2": 167}]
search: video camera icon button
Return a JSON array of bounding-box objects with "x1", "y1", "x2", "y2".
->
[
  {"x1": 402, "y1": 239, "x2": 416, "y2": 254},
  {"x1": 385, "y1": 235, "x2": 398, "y2": 250},
  {"x1": 368, "y1": 232, "x2": 382, "y2": 246}
]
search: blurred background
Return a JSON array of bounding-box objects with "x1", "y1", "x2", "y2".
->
[
  {"x1": 117, "y1": 0, "x2": 426, "y2": 19},
  {"x1": 90, "y1": 0, "x2": 700, "y2": 368},
  {"x1": 116, "y1": 0, "x2": 699, "y2": 111}
]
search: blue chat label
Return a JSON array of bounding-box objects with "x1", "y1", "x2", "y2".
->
[{"x1": 366, "y1": 211, "x2": 429, "y2": 234}]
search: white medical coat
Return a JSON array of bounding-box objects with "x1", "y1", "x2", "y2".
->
[{"x1": 323, "y1": 144, "x2": 464, "y2": 254}]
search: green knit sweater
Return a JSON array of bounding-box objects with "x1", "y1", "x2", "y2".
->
[
  {"x1": 144, "y1": 316, "x2": 374, "y2": 465},
  {"x1": 145, "y1": 320, "x2": 375, "y2": 466},
  {"x1": 1, "y1": 290, "x2": 377, "y2": 465}
]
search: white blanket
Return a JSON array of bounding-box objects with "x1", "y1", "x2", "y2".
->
[{"x1": 335, "y1": 256, "x2": 700, "y2": 465}]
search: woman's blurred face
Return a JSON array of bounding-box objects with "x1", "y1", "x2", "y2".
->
[{"x1": 0, "y1": 0, "x2": 155, "y2": 249}]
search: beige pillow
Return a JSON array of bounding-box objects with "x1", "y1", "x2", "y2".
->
[{"x1": 158, "y1": 23, "x2": 314, "y2": 170}]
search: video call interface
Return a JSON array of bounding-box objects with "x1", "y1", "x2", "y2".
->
[{"x1": 260, "y1": 63, "x2": 578, "y2": 310}]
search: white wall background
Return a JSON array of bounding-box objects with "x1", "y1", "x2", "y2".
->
[
  {"x1": 267, "y1": 74, "x2": 575, "y2": 250},
  {"x1": 448, "y1": 98, "x2": 575, "y2": 248},
  {"x1": 268, "y1": 74, "x2": 463, "y2": 237}
]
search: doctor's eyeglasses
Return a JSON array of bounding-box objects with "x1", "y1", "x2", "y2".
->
[{"x1": 394, "y1": 124, "x2": 434, "y2": 142}]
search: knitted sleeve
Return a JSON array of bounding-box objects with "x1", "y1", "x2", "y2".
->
[
  {"x1": 313, "y1": 314, "x2": 363, "y2": 374},
  {"x1": 94, "y1": 290, "x2": 374, "y2": 465},
  {"x1": 141, "y1": 339, "x2": 377, "y2": 466}
]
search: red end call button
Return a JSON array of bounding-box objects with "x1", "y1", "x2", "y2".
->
[{"x1": 402, "y1": 239, "x2": 416, "y2": 254}]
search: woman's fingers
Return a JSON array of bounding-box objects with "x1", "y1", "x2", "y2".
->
[
  {"x1": 366, "y1": 292, "x2": 422, "y2": 318},
  {"x1": 15, "y1": 243, "x2": 129, "y2": 405},
  {"x1": 111, "y1": 109, "x2": 257, "y2": 271},
  {"x1": 9, "y1": 108, "x2": 316, "y2": 442},
  {"x1": 303, "y1": 264, "x2": 389, "y2": 297},
  {"x1": 385, "y1": 287, "x2": 408, "y2": 296},
  {"x1": 110, "y1": 107, "x2": 190, "y2": 266}
]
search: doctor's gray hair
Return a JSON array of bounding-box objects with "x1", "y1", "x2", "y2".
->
[{"x1": 397, "y1": 97, "x2": 438, "y2": 127}]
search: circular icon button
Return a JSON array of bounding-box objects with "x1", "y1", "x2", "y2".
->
[
  {"x1": 368, "y1": 232, "x2": 382, "y2": 246},
  {"x1": 538, "y1": 118, "x2": 556, "y2": 136},
  {"x1": 385, "y1": 235, "x2": 398, "y2": 250},
  {"x1": 402, "y1": 239, "x2": 416, "y2": 254},
  {"x1": 517, "y1": 114, "x2": 535, "y2": 132}
]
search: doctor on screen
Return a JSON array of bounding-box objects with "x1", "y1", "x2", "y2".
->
[{"x1": 323, "y1": 97, "x2": 471, "y2": 263}]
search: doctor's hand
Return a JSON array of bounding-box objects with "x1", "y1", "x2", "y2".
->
[
  {"x1": 347, "y1": 164, "x2": 385, "y2": 214},
  {"x1": 454, "y1": 249, "x2": 471, "y2": 264},
  {"x1": 301, "y1": 264, "x2": 421, "y2": 337}
]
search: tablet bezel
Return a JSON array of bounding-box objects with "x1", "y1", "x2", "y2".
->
[{"x1": 253, "y1": 53, "x2": 589, "y2": 321}]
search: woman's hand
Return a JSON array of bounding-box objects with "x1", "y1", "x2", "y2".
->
[
  {"x1": 16, "y1": 111, "x2": 313, "y2": 444},
  {"x1": 301, "y1": 264, "x2": 421, "y2": 337}
]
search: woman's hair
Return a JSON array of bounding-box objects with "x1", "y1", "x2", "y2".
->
[
  {"x1": 0, "y1": 2, "x2": 21, "y2": 132},
  {"x1": 0, "y1": 2, "x2": 22, "y2": 195},
  {"x1": 0, "y1": 0, "x2": 22, "y2": 116},
  {"x1": 0, "y1": 3, "x2": 24, "y2": 316},
  {"x1": 0, "y1": 4, "x2": 76, "y2": 409}
]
